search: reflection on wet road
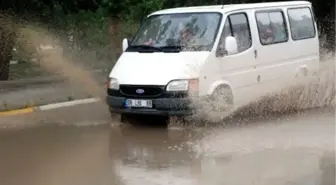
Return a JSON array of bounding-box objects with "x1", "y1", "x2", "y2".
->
[
  {"x1": 0, "y1": 104, "x2": 334, "y2": 185},
  {"x1": 0, "y1": 125, "x2": 113, "y2": 185}
]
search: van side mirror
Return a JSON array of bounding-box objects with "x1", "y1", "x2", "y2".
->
[
  {"x1": 216, "y1": 46, "x2": 227, "y2": 57},
  {"x1": 225, "y1": 36, "x2": 238, "y2": 55},
  {"x1": 122, "y1": 38, "x2": 129, "y2": 52}
]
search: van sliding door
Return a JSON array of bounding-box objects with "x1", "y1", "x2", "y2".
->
[{"x1": 209, "y1": 10, "x2": 257, "y2": 105}]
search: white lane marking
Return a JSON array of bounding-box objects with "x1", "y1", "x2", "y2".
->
[{"x1": 38, "y1": 98, "x2": 101, "y2": 111}]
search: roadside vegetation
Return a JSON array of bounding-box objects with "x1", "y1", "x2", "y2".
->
[{"x1": 0, "y1": 0, "x2": 334, "y2": 80}]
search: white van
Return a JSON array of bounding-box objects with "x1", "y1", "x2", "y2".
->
[{"x1": 106, "y1": 1, "x2": 319, "y2": 124}]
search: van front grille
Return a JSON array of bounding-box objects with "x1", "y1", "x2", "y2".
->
[{"x1": 119, "y1": 85, "x2": 164, "y2": 97}]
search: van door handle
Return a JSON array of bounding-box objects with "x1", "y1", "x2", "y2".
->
[{"x1": 254, "y1": 50, "x2": 258, "y2": 58}]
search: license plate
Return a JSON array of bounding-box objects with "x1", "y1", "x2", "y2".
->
[{"x1": 125, "y1": 99, "x2": 153, "y2": 108}]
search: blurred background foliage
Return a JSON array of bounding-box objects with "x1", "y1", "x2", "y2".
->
[{"x1": 0, "y1": 0, "x2": 334, "y2": 80}]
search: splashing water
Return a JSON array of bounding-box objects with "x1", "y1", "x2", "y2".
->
[
  {"x1": 12, "y1": 22, "x2": 125, "y2": 185},
  {"x1": 186, "y1": 55, "x2": 335, "y2": 125},
  {"x1": 3, "y1": 17, "x2": 335, "y2": 185},
  {"x1": 175, "y1": 48, "x2": 335, "y2": 185},
  {"x1": 17, "y1": 25, "x2": 106, "y2": 99}
]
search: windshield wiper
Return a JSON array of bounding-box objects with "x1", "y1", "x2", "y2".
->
[
  {"x1": 159, "y1": 45, "x2": 183, "y2": 52},
  {"x1": 127, "y1": 44, "x2": 185, "y2": 52},
  {"x1": 128, "y1": 45, "x2": 163, "y2": 52}
]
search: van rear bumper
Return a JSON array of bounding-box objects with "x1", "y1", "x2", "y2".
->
[{"x1": 106, "y1": 95, "x2": 193, "y2": 116}]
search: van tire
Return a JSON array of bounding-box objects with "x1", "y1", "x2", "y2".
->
[
  {"x1": 296, "y1": 67, "x2": 308, "y2": 78},
  {"x1": 210, "y1": 86, "x2": 234, "y2": 116}
]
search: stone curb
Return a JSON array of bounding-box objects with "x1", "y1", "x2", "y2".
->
[{"x1": 0, "y1": 98, "x2": 101, "y2": 117}]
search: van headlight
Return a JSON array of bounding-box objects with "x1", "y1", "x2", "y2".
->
[
  {"x1": 166, "y1": 79, "x2": 199, "y2": 92},
  {"x1": 107, "y1": 78, "x2": 119, "y2": 90},
  {"x1": 166, "y1": 80, "x2": 189, "y2": 91}
]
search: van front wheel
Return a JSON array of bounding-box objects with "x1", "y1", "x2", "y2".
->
[{"x1": 209, "y1": 86, "x2": 234, "y2": 119}]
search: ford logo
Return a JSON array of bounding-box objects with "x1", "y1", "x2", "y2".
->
[{"x1": 136, "y1": 89, "x2": 145, "y2": 94}]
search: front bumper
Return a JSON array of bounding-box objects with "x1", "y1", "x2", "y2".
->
[
  {"x1": 106, "y1": 96, "x2": 192, "y2": 116},
  {"x1": 106, "y1": 96, "x2": 193, "y2": 116}
]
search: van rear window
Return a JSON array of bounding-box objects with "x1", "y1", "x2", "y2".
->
[{"x1": 287, "y1": 7, "x2": 316, "y2": 40}]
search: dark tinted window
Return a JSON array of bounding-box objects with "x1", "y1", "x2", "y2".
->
[
  {"x1": 256, "y1": 11, "x2": 288, "y2": 45},
  {"x1": 130, "y1": 13, "x2": 222, "y2": 51},
  {"x1": 230, "y1": 13, "x2": 252, "y2": 52},
  {"x1": 287, "y1": 7, "x2": 315, "y2": 40},
  {"x1": 217, "y1": 12, "x2": 252, "y2": 56}
]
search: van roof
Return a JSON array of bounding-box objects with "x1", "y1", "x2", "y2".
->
[{"x1": 150, "y1": 1, "x2": 311, "y2": 15}]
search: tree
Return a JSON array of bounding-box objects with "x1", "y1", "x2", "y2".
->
[
  {"x1": 0, "y1": 14, "x2": 15, "y2": 81},
  {"x1": 0, "y1": 0, "x2": 334, "y2": 81}
]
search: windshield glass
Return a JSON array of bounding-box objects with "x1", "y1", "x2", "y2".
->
[{"x1": 129, "y1": 12, "x2": 222, "y2": 52}]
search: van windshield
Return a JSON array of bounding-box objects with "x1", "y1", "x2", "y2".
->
[{"x1": 128, "y1": 12, "x2": 222, "y2": 52}]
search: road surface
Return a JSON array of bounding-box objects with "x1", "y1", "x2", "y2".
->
[{"x1": 0, "y1": 102, "x2": 334, "y2": 185}]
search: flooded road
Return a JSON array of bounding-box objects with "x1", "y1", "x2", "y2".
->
[
  {"x1": 0, "y1": 103, "x2": 334, "y2": 185},
  {"x1": 2, "y1": 26, "x2": 333, "y2": 185}
]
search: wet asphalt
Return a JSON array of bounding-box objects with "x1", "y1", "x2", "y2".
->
[{"x1": 0, "y1": 102, "x2": 334, "y2": 185}]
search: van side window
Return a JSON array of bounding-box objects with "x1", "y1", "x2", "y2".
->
[
  {"x1": 217, "y1": 13, "x2": 252, "y2": 56},
  {"x1": 256, "y1": 11, "x2": 288, "y2": 45},
  {"x1": 217, "y1": 20, "x2": 232, "y2": 54},
  {"x1": 287, "y1": 7, "x2": 315, "y2": 40}
]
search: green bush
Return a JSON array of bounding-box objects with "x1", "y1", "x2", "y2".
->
[{"x1": 49, "y1": 7, "x2": 141, "y2": 67}]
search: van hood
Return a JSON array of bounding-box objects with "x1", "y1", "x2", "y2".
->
[{"x1": 109, "y1": 52, "x2": 210, "y2": 85}]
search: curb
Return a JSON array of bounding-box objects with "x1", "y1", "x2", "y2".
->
[
  {"x1": 0, "y1": 107, "x2": 35, "y2": 116},
  {"x1": 0, "y1": 98, "x2": 101, "y2": 117}
]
